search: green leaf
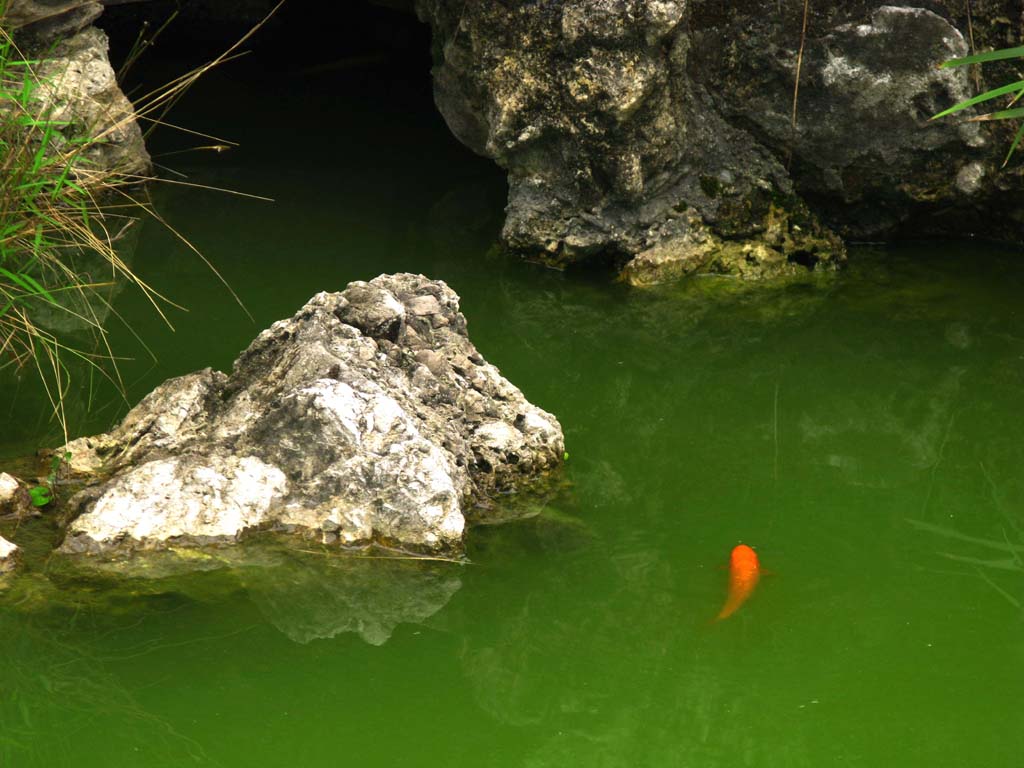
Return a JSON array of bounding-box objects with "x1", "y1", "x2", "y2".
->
[
  {"x1": 48, "y1": 450, "x2": 70, "y2": 480},
  {"x1": 50, "y1": 161, "x2": 74, "y2": 200},
  {"x1": 0, "y1": 266, "x2": 35, "y2": 294},
  {"x1": 28, "y1": 485, "x2": 52, "y2": 507},
  {"x1": 940, "y1": 45, "x2": 1024, "y2": 68},
  {"x1": 0, "y1": 267, "x2": 58, "y2": 305},
  {"x1": 16, "y1": 272, "x2": 58, "y2": 305},
  {"x1": 0, "y1": 222, "x2": 22, "y2": 240},
  {"x1": 932, "y1": 80, "x2": 1024, "y2": 119}
]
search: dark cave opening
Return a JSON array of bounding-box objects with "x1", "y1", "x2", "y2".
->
[
  {"x1": 98, "y1": 0, "x2": 430, "y2": 88},
  {"x1": 94, "y1": 1, "x2": 485, "y2": 173}
]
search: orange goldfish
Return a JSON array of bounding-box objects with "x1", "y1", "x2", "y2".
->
[{"x1": 715, "y1": 544, "x2": 761, "y2": 621}]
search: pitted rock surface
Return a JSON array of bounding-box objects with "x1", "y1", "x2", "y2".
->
[
  {"x1": 687, "y1": 2, "x2": 1013, "y2": 241},
  {"x1": 7, "y1": 1, "x2": 151, "y2": 179},
  {"x1": 60, "y1": 274, "x2": 564, "y2": 556},
  {"x1": 416, "y1": 1, "x2": 1023, "y2": 281},
  {"x1": 414, "y1": 0, "x2": 844, "y2": 282}
]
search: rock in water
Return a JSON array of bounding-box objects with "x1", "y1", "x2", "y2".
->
[
  {"x1": 0, "y1": 536, "x2": 20, "y2": 574},
  {"x1": 9, "y1": 3, "x2": 151, "y2": 179},
  {"x1": 59, "y1": 274, "x2": 564, "y2": 556},
  {"x1": 0, "y1": 473, "x2": 33, "y2": 520},
  {"x1": 687, "y1": 4, "x2": 989, "y2": 242},
  {"x1": 415, "y1": 0, "x2": 845, "y2": 282},
  {"x1": 416, "y1": 1, "x2": 1023, "y2": 279}
]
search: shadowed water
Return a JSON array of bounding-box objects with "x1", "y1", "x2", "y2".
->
[{"x1": 1, "y1": 57, "x2": 1023, "y2": 768}]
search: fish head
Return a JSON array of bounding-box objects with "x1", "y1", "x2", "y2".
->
[{"x1": 730, "y1": 544, "x2": 759, "y2": 572}]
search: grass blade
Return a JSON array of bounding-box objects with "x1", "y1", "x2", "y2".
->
[
  {"x1": 931, "y1": 80, "x2": 1024, "y2": 119},
  {"x1": 941, "y1": 45, "x2": 1024, "y2": 68},
  {"x1": 968, "y1": 106, "x2": 1024, "y2": 122},
  {"x1": 1003, "y1": 123, "x2": 1024, "y2": 166}
]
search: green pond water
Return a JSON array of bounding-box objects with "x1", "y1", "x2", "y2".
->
[{"x1": 2, "y1": 61, "x2": 1023, "y2": 768}]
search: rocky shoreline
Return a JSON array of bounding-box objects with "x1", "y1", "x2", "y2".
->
[{"x1": 11, "y1": 1, "x2": 1021, "y2": 286}]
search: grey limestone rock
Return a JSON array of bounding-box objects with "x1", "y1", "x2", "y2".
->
[
  {"x1": 29, "y1": 25, "x2": 151, "y2": 178},
  {"x1": 60, "y1": 274, "x2": 564, "y2": 556},
  {"x1": 5, "y1": 2, "x2": 150, "y2": 179},
  {"x1": 6, "y1": 1, "x2": 103, "y2": 43},
  {"x1": 416, "y1": 1, "x2": 1023, "y2": 282},
  {"x1": 415, "y1": 0, "x2": 844, "y2": 284},
  {"x1": 687, "y1": 2, "x2": 1011, "y2": 241}
]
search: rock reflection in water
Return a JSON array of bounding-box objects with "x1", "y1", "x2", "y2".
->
[
  {"x1": 239, "y1": 550, "x2": 463, "y2": 646},
  {"x1": 44, "y1": 540, "x2": 464, "y2": 647},
  {"x1": 26, "y1": 218, "x2": 142, "y2": 336}
]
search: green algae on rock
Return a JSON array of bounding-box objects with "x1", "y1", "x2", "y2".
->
[{"x1": 620, "y1": 205, "x2": 844, "y2": 286}]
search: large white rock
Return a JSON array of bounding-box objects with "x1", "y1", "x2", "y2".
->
[{"x1": 61, "y1": 274, "x2": 564, "y2": 556}]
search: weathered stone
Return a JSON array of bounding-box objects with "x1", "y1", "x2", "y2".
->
[
  {"x1": 415, "y1": 0, "x2": 845, "y2": 283},
  {"x1": 28, "y1": 25, "x2": 151, "y2": 178},
  {"x1": 688, "y1": 2, "x2": 1012, "y2": 241},
  {"x1": 0, "y1": 536, "x2": 20, "y2": 574},
  {"x1": 59, "y1": 274, "x2": 564, "y2": 557},
  {"x1": 0, "y1": 473, "x2": 33, "y2": 520},
  {"x1": 63, "y1": 368, "x2": 227, "y2": 475},
  {"x1": 619, "y1": 206, "x2": 841, "y2": 285},
  {"x1": 1, "y1": 2, "x2": 151, "y2": 182},
  {"x1": 6, "y1": 1, "x2": 103, "y2": 44},
  {"x1": 416, "y1": 1, "x2": 1023, "y2": 280},
  {"x1": 59, "y1": 455, "x2": 289, "y2": 554}
]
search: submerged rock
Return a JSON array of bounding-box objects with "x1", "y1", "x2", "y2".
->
[
  {"x1": 59, "y1": 274, "x2": 564, "y2": 556},
  {"x1": 38, "y1": 538, "x2": 464, "y2": 647},
  {"x1": 241, "y1": 551, "x2": 463, "y2": 646}
]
